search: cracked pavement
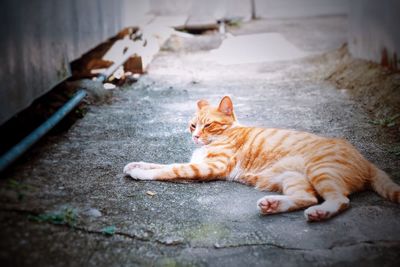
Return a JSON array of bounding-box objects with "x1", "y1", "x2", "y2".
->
[{"x1": 1, "y1": 16, "x2": 400, "y2": 266}]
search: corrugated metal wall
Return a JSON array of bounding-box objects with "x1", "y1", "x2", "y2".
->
[{"x1": 0, "y1": 0, "x2": 125, "y2": 125}]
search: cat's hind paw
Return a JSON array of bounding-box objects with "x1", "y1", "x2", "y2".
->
[
  {"x1": 257, "y1": 195, "x2": 292, "y2": 215},
  {"x1": 304, "y1": 207, "x2": 331, "y2": 222}
]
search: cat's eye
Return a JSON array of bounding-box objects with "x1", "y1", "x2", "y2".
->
[
  {"x1": 190, "y1": 123, "x2": 196, "y2": 129},
  {"x1": 204, "y1": 123, "x2": 211, "y2": 128}
]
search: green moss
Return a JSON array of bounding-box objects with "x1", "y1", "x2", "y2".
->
[
  {"x1": 184, "y1": 223, "x2": 231, "y2": 246},
  {"x1": 29, "y1": 207, "x2": 78, "y2": 227}
]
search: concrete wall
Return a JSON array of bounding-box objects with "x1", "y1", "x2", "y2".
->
[
  {"x1": 254, "y1": 0, "x2": 348, "y2": 18},
  {"x1": 148, "y1": 0, "x2": 252, "y2": 21},
  {"x1": 348, "y1": 0, "x2": 400, "y2": 69},
  {"x1": 0, "y1": 0, "x2": 128, "y2": 125}
]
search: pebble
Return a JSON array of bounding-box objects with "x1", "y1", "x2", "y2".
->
[{"x1": 85, "y1": 208, "x2": 102, "y2": 218}]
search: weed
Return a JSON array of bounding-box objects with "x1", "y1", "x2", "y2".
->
[
  {"x1": 369, "y1": 114, "x2": 400, "y2": 127},
  {"x1": 6, "y1": 179, "x2": 33, "y2": 201},
  {"x1": 29, "y1": 207, "x2": 78, "y2": 227},
  {"x1": 226, "y1": 19, "x2": 242, "y2": 27},
  {"x1": 388, "y1": 145, "x2": 400, "y2": 157},
  {"x1": 74, "y1": 107, "x2": 87, "y2": 118}
]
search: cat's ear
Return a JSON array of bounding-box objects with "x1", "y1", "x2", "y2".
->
[
  {"x1": 218, "y1": 96, "x2": 233, "y2": 116},
  {"x1": 197, "y1": 99, "x2": 209, "y2": 110}
]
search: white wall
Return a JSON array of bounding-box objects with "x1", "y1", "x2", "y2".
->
[
  {"x1": 148, "y1": 0, "x2": 252, "y2": 21},
  {"x1": 348, "y1": 0, "x2": 400, "y2": 68},
  {"x1": 122, "y1": 0, "x2": 151, "y2": 27},
  {"x1": 254, "y1": 0, "x2": 348, "y2": 18}
]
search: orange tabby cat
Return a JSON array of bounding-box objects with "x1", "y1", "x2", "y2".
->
[{"x1": 124, "y1": 96, "x2": 400, "y2": 221}]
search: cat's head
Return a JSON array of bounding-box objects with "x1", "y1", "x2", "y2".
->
[{"x1": 189, "y1": 96, "x2": 237, "y2": 145}]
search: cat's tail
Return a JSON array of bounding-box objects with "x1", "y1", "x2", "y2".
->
[{"x1": 370, "y1": 165, "x2": 400, "y2": 203}]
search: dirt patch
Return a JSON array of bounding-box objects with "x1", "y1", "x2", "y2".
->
[
  {"x1": 315, "y1": 45, "x2": 400, "y2": 129},
  {"x1": 297, "y1": 45, "x2": 400, "y2": 141}
]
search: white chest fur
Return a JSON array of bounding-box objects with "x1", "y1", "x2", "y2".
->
[
  {"x1": 190, "y1": 146, "x2": 242, "y2": 181},
  {"x1": 190, "y1": 146, "x2": 207, "y2": 163}
]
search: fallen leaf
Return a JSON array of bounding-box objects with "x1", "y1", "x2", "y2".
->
[{"x1": 146, "y1": 191, "x2": 156, "y2": 196}]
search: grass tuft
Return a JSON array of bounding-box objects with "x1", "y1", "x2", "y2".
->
[{"x1": 6, "y1": 179, "x2": 33, "y2": 201}]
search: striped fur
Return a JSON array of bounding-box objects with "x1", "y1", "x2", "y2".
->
[{"x1": 124, "y1": 96, "x2": 400, "y2": 221}]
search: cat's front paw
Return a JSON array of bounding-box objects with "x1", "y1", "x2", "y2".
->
[
  {"x1": 123, "y1": 162, "x2": 161, "y2": 174},
  {"x1": 125, "y1": 168, "x2": 155, "y2": 180},
  {"x1": 124, "y1": 162, "x2": 136, "y2": 174},
  {"x1": 123, "y1": 162, "x2": 143, "y2": 174}
]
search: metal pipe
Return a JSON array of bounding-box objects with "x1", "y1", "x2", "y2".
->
[
  {"x1": 0, "y1": 42, "x2": 136, "y2": 173},
  {"x1": 0, "y1": 90, "x2": 87, "y2": 173}
]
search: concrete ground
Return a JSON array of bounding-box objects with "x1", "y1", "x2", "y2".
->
[{"x1": 1, "y1": 16, "x2": 400, "y2": 267}]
